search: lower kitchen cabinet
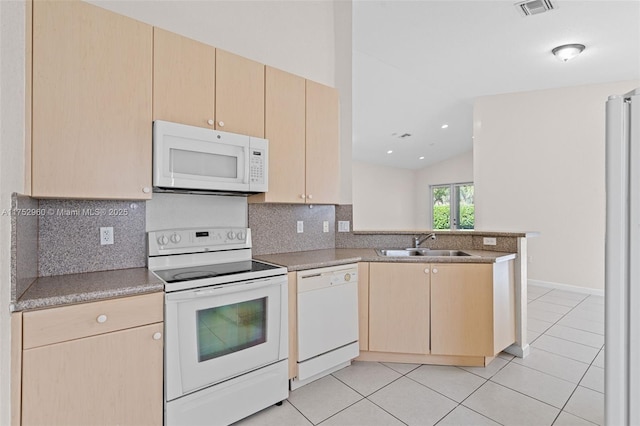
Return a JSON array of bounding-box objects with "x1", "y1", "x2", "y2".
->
[
  {"x1": 430, "y1": 262, "x2": 515, "y2": 357},
  {"x1": 368, "y1": 262, "x2": 430, "y2": 355},
  {"x1": 20, "y1": 292, "x2": 164, "y2": 426}
]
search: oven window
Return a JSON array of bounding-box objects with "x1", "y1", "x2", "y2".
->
[
  {"x1": 171, "y1": 148, "x2": 238, "y2": 179},
  {"x1": 196, "y1": 298, "x2": 267, "y2": 362}
]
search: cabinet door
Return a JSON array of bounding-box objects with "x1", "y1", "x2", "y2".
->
[
  {"x1": 305, "y1": 80, "x2": 340, "y2": 204},
  {"x1": 251, "y1": 67, "x2": 306, "y2": 203},
  {"x1": 22, "y1": 323, "x2": 163, "y2": 426},
  {"x1": 358, "y1": 262, "x2": 370, "y2": 351},
  {"x1": 430, "y1": 263, "x2": 494, "y2": 356},
  {"x1": 215, "y1": 49, "x2": 264, "y2": 138},
  {"x1": 153, "y1": 28, "x2": 215, "y2": 128},
  {"x1": 32, "y1": 0, "x2": 152, "y2": 199},
  {"x1": 369, "y1": 263, "x2": 430, "y2": 354}
]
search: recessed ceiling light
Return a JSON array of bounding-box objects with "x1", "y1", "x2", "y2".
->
[
  {"x1": 387, "y1": 150, "x2": 393, "y2": 154},
  {"x1": 419, "y1": 156, "x2": 425, "y2": 160},
  {"x1": 441, "y1": 124, "x2": 449, "y2": 129}
]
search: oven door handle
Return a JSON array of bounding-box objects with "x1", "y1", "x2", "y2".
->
[{"x1": 165, "y1": 277, "x2": 285, "y2": 302}]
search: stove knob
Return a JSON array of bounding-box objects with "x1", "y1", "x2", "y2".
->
[
  {"x1": 236, "y1": 232, "x2": 245, "y2": 240},
  {"x1": 227, "y1": 231, "x2": 235, "y2": 240},
  {"x1": 170, "y1": 233, "x2": 181, "y2": 244},
  {"x1": 157, "y1": 235, "x2": 169, "y2": 246}
]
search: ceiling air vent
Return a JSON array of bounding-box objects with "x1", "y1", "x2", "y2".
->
[{"x1": 515, "y1": 0, "x2": 555, "y2": 16}]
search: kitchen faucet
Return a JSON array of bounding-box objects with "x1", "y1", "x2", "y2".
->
[{"x1": 414, "y1": 233, "x2": 436, "y2": 248}]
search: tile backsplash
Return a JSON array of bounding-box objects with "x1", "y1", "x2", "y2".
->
[
  {"x1": 37, "y1": 199, "x2": 146, "y2": 276},
  {"x1": 249, "y1": 204, "x2": 335, "y2": 255}
]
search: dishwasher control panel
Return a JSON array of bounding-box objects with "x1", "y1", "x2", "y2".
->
[{"x1": 297, "y1": 264, "x2": 358, "y2": 293}]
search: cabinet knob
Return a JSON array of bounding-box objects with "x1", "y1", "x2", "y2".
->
[
  {"x1": 96, "y1": 314, "x2": 108, "y2": 323},
  {"x1": 424, "y1": 268, "x2": 430, "y2": 274},
  {"x1": 301, "y1": 194, "x2": 306, "y2": 199},
  {"x1": 207, "y1": 119, "x2": 214, "y2": 125},
  {"x1": 218, "y1": 121, "x2": 225, "y2": 127},
  {"x1": 153, "y1": 332, "x2": 162, "y2": 340},
  {"x1": 142, "y1": 187, "x2": 151, "y2": 194},
  {"x1": 432, "y1": 268, "x2": 438, "y2": 274},
  {"x1": 308, "y1": 194, "x2": 313, "y2": 200}
]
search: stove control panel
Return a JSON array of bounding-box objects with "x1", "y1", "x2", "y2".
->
[{"x1": 148, "y1": 227, "x2": 251, "y2": 256}]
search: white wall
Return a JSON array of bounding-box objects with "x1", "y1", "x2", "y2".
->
[
  {"x1": 0, "y1": 1, "x2": 27, "y2": 422},
  {"x1": 474, "y1": 81, "x2": 640, "y2": 291},
  {"x1": 89, "y1": 0, "x2": 336, "y2": 87},
  {"x1": 352, "y1": 161, "x2": 417, "y2": 230},
  {"x1": 414, "y1": 149, "x2": 473, "y2": 228}
]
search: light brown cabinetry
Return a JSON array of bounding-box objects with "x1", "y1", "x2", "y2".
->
[
  {"x1": 31, "y1": 0, "x2": 153, "y2": 199},
  {"x1": 251, "y1": 67, "x2": 306, "y2": 203},
  {"x1": 358, "y1": 262, "x2": 370, "y2": 351},
  {"x1": 249, "y1": 72, "x2": 340, "y2": 204},
  {"x1": 215, "y1": 49, "x2": 265, "y2": 138},
  {"x1": 20, "y1": 293, "x2": 164, "y2": 425},
  {"x1": 431, "y1": 262, "x2": 515, "y2": 357},
  {"x1": 152, "y1": 32, "x2": 264, "y2": 137},
  {"x1": 368, "y1": 262, "x2": 430, "y2": 354},
  {"x1": 153, "y1": 28, "x2": 215, "y2": 128},
  {"x1": 287, "y1": 271, "x2": 299, "y2": 379},
  {"x1": 305, "y1": 80, "x2": 341, "y2": 204}
]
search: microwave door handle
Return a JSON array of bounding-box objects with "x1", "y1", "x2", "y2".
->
[{"x1": 244, "y1": 146, "x2": 250, "y2": 184}]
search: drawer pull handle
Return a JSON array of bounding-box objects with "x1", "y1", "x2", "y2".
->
[
  {"x1": 432, "y1": 268, "x2": 438, "y2": 274},
  {"x1": 96, "y1": 314, "x2": 108, "y2": 324},
  {"x1": 153, "y1": 332, "x2": 162, "y2": 340},
  {"x1": 424, "y1": 268, "x2": 430, "y2": 274}
]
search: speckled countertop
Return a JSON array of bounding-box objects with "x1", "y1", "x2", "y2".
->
[
  {"x1": 353, "y1": 230, "x2": 539, "y2": 238},
  {"x1": 255, "y1": 248, "x2": 516, "y2": 272},
  {"x1": 12, "y1": 268, "x2": 164, "y2": 312}
]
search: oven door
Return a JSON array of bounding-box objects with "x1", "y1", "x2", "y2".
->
[
  {"x1": 165, "y1": 276, "x2": 287, "y2": 401},
  {"x1": 153, "y1": 120, "x2": 251, "y2": 192}
]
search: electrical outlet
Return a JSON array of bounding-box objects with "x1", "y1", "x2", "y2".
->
[
  {"x1": 483, "y1": 237, "x2": 497, "y2": 246},
  {"x1": 323, "y1": 221, "x2": 329, "y2": 233},
  {"x1": 100, "y1": 227, "x2": 114, "y2": 245},
  {"x1": 297, "y1": 221, "x2": 304, "y2": 233},
  {"x1": 338, "y1": 221, "x2": 350, "y2": 232}
]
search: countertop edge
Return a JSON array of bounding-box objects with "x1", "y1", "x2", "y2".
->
[
  {"x1": 13, "y1": 284, "x2": 164, "y2": 312},
  {"x1": 351, "y1": 230, "x2": 537, "y2": 238}
]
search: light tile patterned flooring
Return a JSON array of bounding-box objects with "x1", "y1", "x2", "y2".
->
[{"x1": 236, "y1": 285, "x2": 605, "y2": 425}]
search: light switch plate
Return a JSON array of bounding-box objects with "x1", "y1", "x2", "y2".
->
[
  {"x1": 323, "y1": 221, "x2": 329, "y2": 233},
  {"x1": 297, "y1": 221, "x2": 304, "y2": 233},
  {"x1": 338, "y1": 221, "x2": 350, "y2": 232},
  {"x1": 483, "y1": 237, "x2": 497, "y2": 246}
]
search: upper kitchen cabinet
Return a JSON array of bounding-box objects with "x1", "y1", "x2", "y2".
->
[
  {"x1": 215, "y1": 49, "x2": 265, "y2": 138},
  {"x1": 32, "y1": 0, "x2": 153, "y2": 199},
  {"x1": 250, "y1": 66, "x2": 306, "y2": 203},
  {"x1": 249, "y1": 76, "x2": 340, "y2": 204},
  {"x1": 305, "y1": 80, "x2": 340, "y2": 204},
  {"x1": 153, "y1": 28, "x2": 215, "y2": 128}
]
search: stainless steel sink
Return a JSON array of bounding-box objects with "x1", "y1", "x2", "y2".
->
[{"x1": 376, "y1": 248, "x2": 472, "y2": 257}]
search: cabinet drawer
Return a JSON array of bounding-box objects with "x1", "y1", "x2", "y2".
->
[{"x1": 23, "y1": 292, "x2": 163, "y2": 349}]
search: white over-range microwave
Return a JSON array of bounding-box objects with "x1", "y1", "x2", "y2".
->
[{"x1": 153, "y1": 120, "x2": 268, "y2": 194}]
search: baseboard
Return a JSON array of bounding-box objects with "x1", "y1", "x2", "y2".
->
[{"x1": 528, "y1": 279, "x2": 604, "y2": 297}]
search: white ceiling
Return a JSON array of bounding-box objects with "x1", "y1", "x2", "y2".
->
[{"x1": 352, "y1": 0, "x2": 640, "y2": 169}]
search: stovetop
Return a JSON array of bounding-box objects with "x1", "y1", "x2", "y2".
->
[{"x1": 154, "y1": 260, "x2": 283, "y2": 284}]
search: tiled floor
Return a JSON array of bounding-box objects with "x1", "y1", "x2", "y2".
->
[{"x1": 236, "y1": 285, "x2": 605, "y2": 425}]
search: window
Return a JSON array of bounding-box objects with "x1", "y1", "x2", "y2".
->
[{"x1": 431, "y1": 183, "x2": 474, "y2": 230}]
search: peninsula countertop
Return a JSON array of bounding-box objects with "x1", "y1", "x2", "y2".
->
[{"x1": 255, "y1": 248, "x2": 516, "y2": 272}]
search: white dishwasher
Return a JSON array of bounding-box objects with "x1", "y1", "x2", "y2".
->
[{"x1": 293, "y1": 263, "x2": 359, "y2": 389}]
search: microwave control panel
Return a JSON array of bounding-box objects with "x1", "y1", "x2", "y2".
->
[
  {"x1": 249, "y1": 137, "x2": 268, "y2": 192},
  {"x1": 250, "y1": 150, "x2": 265, "y2": 184}
]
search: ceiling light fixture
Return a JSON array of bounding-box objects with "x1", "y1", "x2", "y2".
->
[
  {"x1": 441, "y1": 124, "x2": 449, "y2": 129},
  {"x1": 419, "y1": 156, "x2": 425, "y2": 160},
  {"x1": 552, "y1": 44, "x2": 585, "y2": 62},
  {"x1": 387, "y1": 150, "x2": 393, "y2": 154}
]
